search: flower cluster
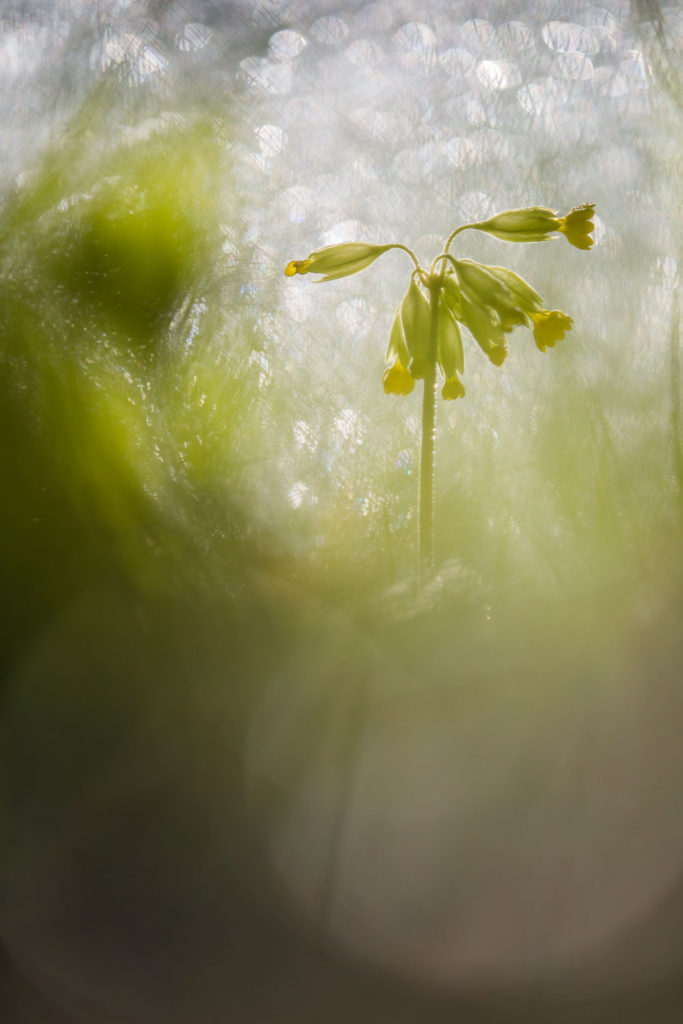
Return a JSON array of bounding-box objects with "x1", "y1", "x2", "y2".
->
[{"x1": 285, "y1": 204, "x2": 594, "y2": 400}]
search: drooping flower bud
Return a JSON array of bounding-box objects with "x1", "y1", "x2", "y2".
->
[
  {"x1": 457, "y1": 292, "x2": 508, "y2": 366},
  {"x1": 471, "y1": 203, "x2": 595, "y2": 250},
  {"x1": 436, "y1": 301, "x2": 464, "y2": 381},
  {"x1": 483, "y1": 265, "x2": 544, "y2": 312},
  {"x1": 454, "y1": 259, "x2": 532, "y2": 328},
  {"x1": 383, "y1": 306, "x2": 415, "y2": 396},
  {"x1": 441, "y1": 274, "x2": 463, "y2": 320},
  {"x1": 399, "y1": 277, "x2": 431, "y2": 380},
  {"x1": 472, "y1": 206, "x2": 560, "y2": 243},
  {"x1": 285, "y1": 243, "x2": 393, "y2": 281}
]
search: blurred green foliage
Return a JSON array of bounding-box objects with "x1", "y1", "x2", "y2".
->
[{"x1": 0, "y1": 97, "x2": 244, "y2": 676}]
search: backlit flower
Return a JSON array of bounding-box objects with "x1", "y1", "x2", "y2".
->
[
  {"x1": 472, "y1": 206, "x2": 560, "y2": 243},
  {"x1": 384, "y1": 281, "x2": 467, "y2": 399},
  {"x1": 285, "y1": 243, "x2": 393, "y2": 281},
  {"x1": 437, "y1": 301, "x2": 465, "y2": 400},
  {"x1": 471, "y1": 203, "x2": 595, "y2": 250},
  {"x1": 384, "y1": 305, "x2": 415, "y2": 395},
  {"x1": 454, "y1": 289, "x2": 509, "y2": 366},
  {"x1": 443, "y1": 258, "x2": 573, "y2": 361},
  {"x1": 400, "y1": 277, "x2": 432, "y2": 380}
]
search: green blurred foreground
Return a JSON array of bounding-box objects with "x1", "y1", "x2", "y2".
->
[{"x1": 2, "y1": 93, "x2": 683, "y2": 1024}]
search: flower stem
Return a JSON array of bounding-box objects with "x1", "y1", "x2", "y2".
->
[
  {"x1": 670, "y1": 283, "x2": 683, "y2": 519},
  {"x1": 418, "y1": 280, "x2": 441, "y2": 582},
  {"x1": 389, "y1": 242, "x2": 422, "y2": 272},
  {"x1": 444, "y1": 222, "x2": 476, "y2": 253}
]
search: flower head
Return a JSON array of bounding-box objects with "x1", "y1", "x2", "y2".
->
[
  {"x1": 285, "y1": 202, "x2": 592, "y2": 401},
  {"x1": 285, "y1": 243, "x2": 393, "y2": 281}
]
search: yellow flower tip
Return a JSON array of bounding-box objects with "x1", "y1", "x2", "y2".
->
[
  {"x1": 531, "y1": 310, "x2": 573, "y2": 351},
  {"x1": 284, "y1": 258, "x2": 313, "y2": 277},
  {"x1": 488, "y1": 345, "x2": 507, "y2": 367},
  {"x1": 383, "y1": 359, "x2": 415, "y2": 396},
  {"x1": 441, "y1": 375, "x2": 465, "y2": 400},
  {"x1": 557, "y1": 203, "x2": 595, "y2": 250}
]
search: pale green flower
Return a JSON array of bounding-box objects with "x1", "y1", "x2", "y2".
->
[
  {"x1": 285, "y1": 242, "x2": 393, "y2": 281},
  {"x1": 436, "y1": 302, "x2": 465, "y2": 401},
  {"x1": 399, "y1": 277, "x2": 432, "y2": 380},
  {"x1": 445, "y1": 258, "x2": 573, "y2": 361},
  {"x1": 472, "y1": 206, "x2": 560, "y2": 243},
  {"x1": 383, "y1": 306, "x2": 415, "y2": 396},
  {"x1": 471, "y1": 203, "x2": 595, "y2": 249}
]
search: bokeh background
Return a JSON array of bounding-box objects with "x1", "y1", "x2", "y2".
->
[{"x1": 1, "y1": 1, "x2": 682, "y2": 1021}]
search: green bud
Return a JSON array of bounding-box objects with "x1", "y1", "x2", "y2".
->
[
  {"x1": 285, "y1": 242, "x2": 393, "y2": 281},
  {"x1": 385, "y1": 305, "x2": 410, "y2": 368},
  {"x1": 472, "y1": 206, "x2": 560, "y2": 243},
  {"x1": 400, "y1": 278, "x2": 431, "y2": 379},
  {"x1": 458, "y1": 293, "x2": 508, "y2": 366},
  {"x1": 454, "y1": 259, "x2": 535, "y2": 329},
  {"x1": 455, "y1": 259, "x2": 515, "y2": 310},
  {"x1": 482, "y1": 264, "x2": 544, "y2": 311},
  {"x1": 437, "y1": 301, "x2": 464, "y2": 380},
  {"x1": 441, "y1": 274, "x2": 462, "y2": 319}
]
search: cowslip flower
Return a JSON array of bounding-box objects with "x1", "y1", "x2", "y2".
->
[
  {"x1": 284, "y1": 242, "x2": 394, "y2": 281},
  {"x1": 383, "y1": 303, "x2": 415, "y2": 396},
  {"x1": 384, "y1": 275, "x2": 466, "y2": 399},
  {"x1": 442, "y1": 258, "x2": 574, "y2": 365},
  {"x1": 470, "y1": 203, "x2": 595, "y2": 250},
  {"x1": 436, "y1": 300, "x2": 465, "y2": 400},
  {"x1": 285, "y1": 202, "x2": 593, "y2": 400},
  {"x1": 285, "y1": 205, "x2": 594, "y2": 577}
]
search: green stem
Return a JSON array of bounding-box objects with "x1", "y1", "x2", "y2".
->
[
  {"x1": 389, "y1": 242, "x2": 422, "y2": 272},
  {"x1": 418, "y1": 280, "x2": 441, "y2": 581},
  {"x1": 444, "y1": 222, "x2": 477, "y2": 253},
  {"x1": 671, "y1": 284, "x2": 683, "y2": 517}
]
